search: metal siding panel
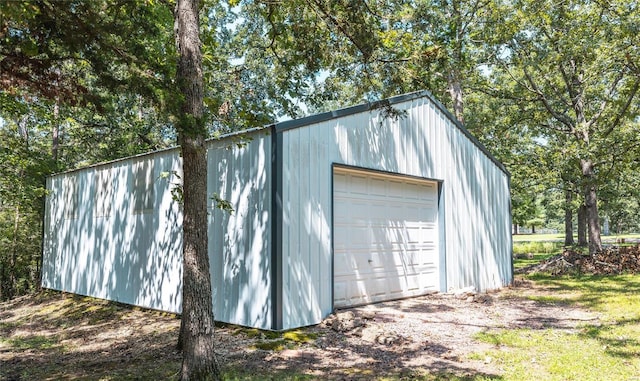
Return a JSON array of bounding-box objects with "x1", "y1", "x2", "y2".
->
[
  {"x1": 41, "y1": 151, "x2": 184, "y2": 313},
  {"x1": 437, "y1": 114, "x2": 513, "y2": 292},
  {"x1": 208, "y1": 131, "x2": 272, "y2": 329},
  {"x1": 281, "y1": 132, "x2": 290, "y2": 327},
  {"x1": 281, "y1": 97, "x2": 506, "y2": 329},
  {"x1": 287, "y1": 128, "x2": 300, "y2": 328}
]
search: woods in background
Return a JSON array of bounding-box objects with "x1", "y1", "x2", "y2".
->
[{"x1": 2, "y1": 0, "x2": 640, "y2": 298}]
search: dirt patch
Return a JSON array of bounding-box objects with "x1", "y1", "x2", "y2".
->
[
  {"x1": 228, "y1": 285, "x2": 598, "y2": 379},
  {"x1": 1, "y1": 283, "x2": 599, "y2": 380}
]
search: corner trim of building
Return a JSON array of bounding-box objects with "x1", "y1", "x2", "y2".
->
[
  {"x1": 270, "y1": 126, "x2": 284, "y2": 330},
  {"x1": 438, "y1": 181, "x2": 447, "y2": 292}
]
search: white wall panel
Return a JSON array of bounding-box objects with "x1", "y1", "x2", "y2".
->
[
  {"x1": 280, "y1": 96, "x2": 511, "y2": 329},
  {"x1": 42, "y1": 149, "x2": 184, "y2": 313},
  {"x1": 207, "y1": 130, "x2": 272, "y2": 329}
]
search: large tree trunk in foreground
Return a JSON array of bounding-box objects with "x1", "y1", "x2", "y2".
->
[
  {"x1": 179, "y1": 137, "x2": 219, "y2": 381},
  {"x1": 174, "y1": 0, "x2": 221, "y2": 379},
  {"x1": 564, "y1": 190, "x2": 574, "y2": 246},
  {"x1": 581, "y1": 159, "x2": 602, "y2": 254}
]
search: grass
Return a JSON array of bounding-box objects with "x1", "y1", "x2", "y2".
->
[
  {"x1": 0, "y1": 291, "x2": 181, "y2": 381},
  {"x1": 473, "y1": 328, "x2": 635, "y2": 381},
  {"x1": 2, "y1": 334, "x2": 61, "y2": 350},
  {"x1": 249, "y1": 329, "x2": 319, "y2": 351},
  {"x1": 513, "y1": 233, "x2": 566, "y2": 242},
  {"x1": 512, "y1": 241, "x2": 563, "y2": 269},
  {"x1": 512, "y1": 232, "x2": 640, "y2": 243},
  {"x1": 476, "y1": 245, "x2": 640, "y2": 381}
]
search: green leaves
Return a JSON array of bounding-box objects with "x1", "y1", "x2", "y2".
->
[
  {"x1": 211, "y1": 193, "x2": 234, "y2": 215},
  {"x1": 1, "y1": 0, "x2": 175, "y2": 107}
]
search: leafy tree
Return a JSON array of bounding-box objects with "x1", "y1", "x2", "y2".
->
[
  {"x1": 488, "y1": 0, "x2": 640, "y2": 253},
  {"x1": 0, "y1": 0, "x2": 176, "y2": 300},
  {"x1": 0, "y1": 116, "x2": 53, "y2": 300},
  {"x1": 172, "y1": 0, "x2": 221, "y2": 379}
]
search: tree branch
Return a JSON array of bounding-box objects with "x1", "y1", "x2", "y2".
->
[
  {"x1": 521, "y1": 65, "x2": 575, "y2": 131},
  {"x1": 602, "y1": 77, "x2": 640, "y2": 139}
]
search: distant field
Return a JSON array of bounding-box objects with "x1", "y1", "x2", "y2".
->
[{"x1": 512, "y1": 233, "x2": 640, "y2": 243}]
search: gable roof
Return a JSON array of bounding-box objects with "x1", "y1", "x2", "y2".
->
[
  {"x1": 50, "y1": 90, "x2": 508, "y2": 177},
  {"x1": 271, "y1": 90, "x2": 509, "y2": 177}
]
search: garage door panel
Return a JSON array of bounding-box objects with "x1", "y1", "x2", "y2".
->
[
  {"x1": 334, "y1": 226, "x2": 369, "y2": 249},
  {"x1": 350, "y1": 175, "x2": 369, "y2": 194},
  {"x1": 369, "y1": 178, "x2": 387, "y2": 195},
  {"x1": 333, "y1": 168, "x2": 440, "y2": 308}
]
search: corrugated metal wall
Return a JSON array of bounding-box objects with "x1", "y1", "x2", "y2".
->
[
  {"x1": 41, "y1": 149, "x2": 184, "y2": 313},
  {"x1": 42, "y1": 129, "x2": 274, "y2": 329},
  {"x1": 207, "y1": 130, "x2": 273, "y2": 329},
  {"x1": 279, "y1": 96, "x2": 511, "y2": 329}
]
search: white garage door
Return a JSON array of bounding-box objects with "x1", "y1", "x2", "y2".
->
[{"x1": 333, "y1": 167, "x2": 439, "y2": 308}]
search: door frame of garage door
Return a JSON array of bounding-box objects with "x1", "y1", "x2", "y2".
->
[{"x1": 330, "y1": 163, "x2": 447, "y2": 311}]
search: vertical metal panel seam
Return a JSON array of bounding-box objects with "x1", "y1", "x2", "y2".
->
[
  {"x1": 438, "y1": 181, "x2": 447, "y2": 292},
  {"x1": 507, "y1": 173, "x2": 514, "y2": 285},
  {"x1": 271, "y1": 125, "x2": 283, "y2": 330},
  {"x1": 330, "y1": 163, "x2": 335, "y2": 313}
]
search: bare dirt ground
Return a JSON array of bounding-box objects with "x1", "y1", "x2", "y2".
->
[{"x1": 0, "y1": 280, "x2": 599, "y2": 380}]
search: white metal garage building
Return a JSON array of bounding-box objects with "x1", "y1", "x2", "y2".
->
[{"x1": 41, "y1": 90, "x2": 512, "y2": 331}]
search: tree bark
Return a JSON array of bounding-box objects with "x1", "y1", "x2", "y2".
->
[
  {"x1": 52, "y1": 99, "x2": 60, "y2": 164},
  {"x1": 8, "y1": 205, "x2": 20, "y2": 300},
  {"x1": 564, "y1": 190, "x2": 574, "y2": 246},
  {"x1": 174, "y1": 0, "x2": 221, "y2": 379},
  {"x1": 577, "y1": 204, "x2": 587, "y2": 246},
  {"x1": 447, "y1": 72, "x2": 464, "y2": 124},
  {"x1": 447, "y1": 1, "x2": 465, "y2": 124},
  {"x1": 581, "y1": 159, "x2": 602, "y2": 254}
]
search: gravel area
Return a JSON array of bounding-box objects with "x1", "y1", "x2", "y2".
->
[
  {"x1": 219, "y1": 280, "x2": 600, "y2": 379},
  {"x1": 1, "y1": 280, "x2": 600, "y2": 380}
]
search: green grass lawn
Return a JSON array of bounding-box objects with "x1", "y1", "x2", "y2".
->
[
  {"x1": 476, "y1": 245, "x2": 640, "y2": 381},
  {"x1": 513, "y1": 233, "x2": 640, "y2": 243},
  {"x1": 512, "y1": 241, "x2": 563, "y2": 269},
  {"x1": 512, "y1": 233, "x2": 566, "y2": 242}
]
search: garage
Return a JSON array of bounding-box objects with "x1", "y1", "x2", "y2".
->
[
  {"x1": 333, "y1": 166, "x2": 440, "y2": 308},
  {"x1": 43, "y1": 90, "x2": 512, "y2": 330}
]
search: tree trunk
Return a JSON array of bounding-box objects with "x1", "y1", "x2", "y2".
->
[
  {"x1": 513, "y1": 224, "x2": 519, "y2": 235},
  {"x1": 179, "y1": 137, "x2": 220, "y2": 381},
  {"x1": 447, "y1": 71, "x2": 464, "y2": 124},
  {"x1": 52, "y1": 99, "x2": 60, "y2": 164},
  {"x1": 581, "y1": 159, "x2": 602, "y2": 254},
  {"x1": 8, "y1": 205, "x2": 20, "y2": 300},
  {"x1": 174, "y1": 0, "x2": 221, "y2": 379},
  {"x1": 531, "y1": 225, "x2": 536, "y2": 234},
  {"x1": 564, "y1": 190, "x2": 574, "y2": 246},
  {"x1": 447, "y1": 1, "x2": 465, "y2": 124},
  {"x1": 577, "y1": 204, "x2": 587, "y2": 246}
]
